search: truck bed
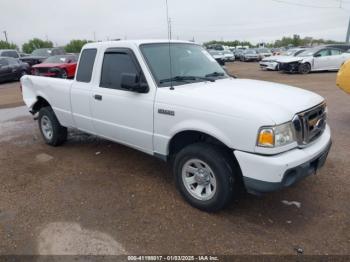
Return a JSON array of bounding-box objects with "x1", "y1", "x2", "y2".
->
[{"x1": 21, "y1": 75, "x2": 75, "y2": 127}]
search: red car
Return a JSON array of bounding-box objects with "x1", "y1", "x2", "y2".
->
[{"x1": 32, "y1": 54, "x2": 78, "y2": 79}]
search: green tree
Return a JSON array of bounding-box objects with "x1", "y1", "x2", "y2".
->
[
  {"x1": 0, "y1": 40, "x2": 18, "y2": 50},
  {"x1": 22, "y1": 38, "x2": 53, "y2": 54},
  {"x1": 65, "y1": 39, "x2": 90, "y2": 53}
]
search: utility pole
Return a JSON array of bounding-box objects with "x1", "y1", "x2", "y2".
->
[
  {"x1": 346, "y1": 17, "x2": 350, "y2": 43},
  {"x1": 3, "y1": 30, "x2": 8, "y2": 42},
  {"x1": 168, "y1": 18, "x2": 172, "y2": 40}
]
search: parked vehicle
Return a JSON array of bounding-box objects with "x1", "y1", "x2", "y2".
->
[
  {"x1": 21, "y1": 40, "x2": 331, "y2": 212},
  {"x1": 260, "y1": 48, "x2": 306, "y2": 71},
  {"x1": 233, "y1": 49, "x2": 244, "y2": 60},
  {"x1": 279, "y1": 46, "x2": 350, "y2": 74},
  {"x1": 256, "y1": 48, "x2": 272, "y2": 60},
  {"x1": 20, "y1": 47, "x2": 66, "y2": 66},
  {"x1": 222, "y1": 50, "x2": 235, "y2": 62},
  {"x1": 0, "y1": 49, "x2": 21, "y2": 59},
  {"x1": 207, "y1": 49, "x2": 225, "y2": 65},
  {"x1": 0, "y1": 56, "x2": 30, "y2": 82},
  {"x1": 336, "y1": 58, "x2": 350, "y2": 94},
  {"x1": 240, "y1": 49, "x2": 259, "y2": 62},
  {"x1": 32, "y1": 54, "x2": 78, "y2": 79}
]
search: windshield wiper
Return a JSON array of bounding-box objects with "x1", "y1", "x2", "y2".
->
[
  {"x1": 159, "y1": 75, "x2": 215, "y2": 84},
  {"x1": 205, "y1": 72, "x2": 225, "y2": 77}
]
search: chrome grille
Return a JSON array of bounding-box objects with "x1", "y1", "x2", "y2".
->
[{"x1": 292, "y1": 102, "x2": 327, "y2": 146}]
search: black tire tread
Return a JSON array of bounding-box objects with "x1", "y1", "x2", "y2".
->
[
  {"x1": 173, "y1": 142, "x2": 237, "y2": 212},
  {"x1": 38, "y1": 106, "x2": 67, "y2": 146}
]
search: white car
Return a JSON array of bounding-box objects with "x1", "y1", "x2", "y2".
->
[
  {"x1": 278, "y1": 46, "x2": 350, "y2": 74},
  {"x1": 256, "y1": 48, "x2": 272, "y2": 60},
  {"x1": 260, "y1": 48, "x2": 306, "y2": 71},
  {"x1": 222, "y1": 50, "x2": 235, "y2": 62},
  {"x1": 20, "y1": 40, "x2": 331, "y2": 211}
]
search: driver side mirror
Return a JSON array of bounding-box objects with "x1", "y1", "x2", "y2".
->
[{"x1": 121, "y1": 73, "x2": 149, "y2": 93}]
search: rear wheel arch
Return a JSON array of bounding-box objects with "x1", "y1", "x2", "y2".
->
[{"x1": 32, "y1": 96, "x2": 51, "y2": 114}]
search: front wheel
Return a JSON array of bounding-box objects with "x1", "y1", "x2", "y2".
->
[
  {"x1": 38, "y1": 107, "x2": 67, "y2": 146},
  {"x1": 298, "y1": 63, "x2": 311, "y2": 74},
  {"x1": 173, "y1": 143, "x2": 237, "y2": 212}
]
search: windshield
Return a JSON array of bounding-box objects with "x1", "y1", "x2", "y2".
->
[
  {"x1": 31, "y1": 49, "x2": 52, "y2": 57},
  {"x1": 258, "y1": 48, "x2": 270, "y2": 53},
  {"x1": 245, "y1": 50, "x2": 256, "y2": 54},
  {"x1": 140, "y1": 43, "x2": 228, "y2": 87},
  {"x1": 297, "y1": 48, "x2": 319, "y2": 57},
  {"x1": 44, "y1": 55, "x2": 75, "y2": 63}
]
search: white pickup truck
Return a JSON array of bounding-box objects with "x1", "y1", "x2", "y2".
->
[{"x1": 21, "y1": 40, "x2": 331, "y2": 212}]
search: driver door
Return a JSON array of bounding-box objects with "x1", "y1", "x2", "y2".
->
[
  {"x1": 313, "y1": 49, "x2": 331, "y2": 70},
  {"x1": 90, "y1": 48, "x2": 154, "y2": 154}
]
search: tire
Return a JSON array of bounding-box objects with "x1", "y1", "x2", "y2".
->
[
  {"x1": 298, "y1": 63, "x2": 311, "y2": 74},
  {"x1": 17, "y1": 70, "x2": 27, "y2": 80},
  {"x1": 173, "y1": 143, "x2": 237, "y2": 212},
  {"x1": 38, "y1": 107, "x2": 67, "y2": 146}
]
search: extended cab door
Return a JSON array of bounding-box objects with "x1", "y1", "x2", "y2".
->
[
  {"x1": 90, "y1": 48, "x2": 154, "y2": 154},
  {"x1": 70, "y1": 48, "x2": 97, "y2": 133}
]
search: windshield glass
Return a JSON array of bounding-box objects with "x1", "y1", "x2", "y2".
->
[
  {"x1": 31, "y1": 49, "x2": 52, "y2": 57},
  {"x1": 140, "y1": 43, "x2": 228, "y2": 87},
  {"x1": 258, "y1": 48, "x2": 270, "y2": 53},
  {"x1": 297, "y1": 48, "x2": 319, "y2": 57},
  {"x1": 44, "y1": 55, "x2": 75, "y2": 63},
  {"x1": 245, "y1": 50, "x2": 256, "y2": 54}
]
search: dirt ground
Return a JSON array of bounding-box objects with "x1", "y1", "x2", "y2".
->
[{"x1": 0, "y1": 62, "x2": 349, "y2": 255}]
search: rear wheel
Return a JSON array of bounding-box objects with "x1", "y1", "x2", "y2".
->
[
  {"x1": 173, "y1": 143, "x2": 237, "y2": 212},
  {"x1": 38, "y1": 107, "x2": 67, "y2": 146},
  {"x1": 298, "y1": 63, "x2": 311, "y2": 74}
]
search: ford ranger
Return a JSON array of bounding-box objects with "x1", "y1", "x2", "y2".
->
[{"x1": 21, "y1": 40, "x2": 331, "y2": 212}]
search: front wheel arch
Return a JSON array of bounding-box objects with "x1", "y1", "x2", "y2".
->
[{"x1": 298, "y1": 62, "x2": 311, "y2": 74}]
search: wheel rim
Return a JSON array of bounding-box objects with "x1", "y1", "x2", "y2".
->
[
  {"x1": 182, "y1": 159, "x2": 217, "y2": 201},
  {"x1": 41, "y1": 115, "x2": 53, "y2": 140},
  {"x1": 301, "y1": 64, "x2": 310, "y2": 74}
]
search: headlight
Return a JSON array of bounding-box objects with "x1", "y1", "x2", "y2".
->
[{"x1": 257, "y1": 122, "x2": 295, "y2": 148}]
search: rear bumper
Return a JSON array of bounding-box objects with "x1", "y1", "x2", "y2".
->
[{"x1": 234, "y1": 125, "x2": 331, "y2": 194}]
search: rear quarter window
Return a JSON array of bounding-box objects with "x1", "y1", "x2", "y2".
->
[{"x1": 76, "y1": 49, "x2": 97, "y2": 82}]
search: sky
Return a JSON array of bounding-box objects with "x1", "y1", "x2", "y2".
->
[{"x1": 0, "y1": 0, "x2": 349, "y2": 48}]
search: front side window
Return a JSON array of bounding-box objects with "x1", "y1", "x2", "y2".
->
[
  {"x1": 100, "y1": 51, "x2": 140, "y2": 90},
  {"x1": 140, "y1": 43, "x2": 227, "y2": 87},
  {"x1": 317, "y1": 49, "x2": 330, "y2": 57},
  {"x1": 76, "y1": 49, "x2": 97, "y2": 83}
]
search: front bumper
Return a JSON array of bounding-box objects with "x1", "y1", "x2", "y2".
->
[
  {"x1": 260, "y1": 61, "x2": 278, "y2": 70},
  {"x1": 234, "y1": 125, "x2": 331, "y2": 194}
]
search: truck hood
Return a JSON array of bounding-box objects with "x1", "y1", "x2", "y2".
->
[{"x1": 157, "y1": 78, "x2": 324, "y2": 124}]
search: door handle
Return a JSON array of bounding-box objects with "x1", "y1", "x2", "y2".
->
[{"x1": 93, "y1": 94, "x2": 102, "y2": 101}]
